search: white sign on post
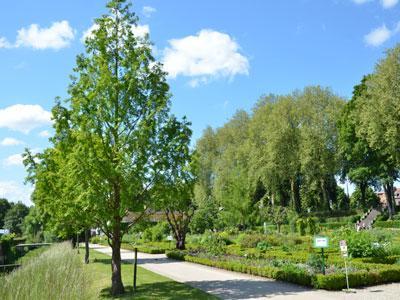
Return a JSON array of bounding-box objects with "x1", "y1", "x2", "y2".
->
[
  {"x1": 313, "y1": 236, "x2": 329, "y2": 248},
  {"x1": 340, "y1": 240, "x2": 348, "y2": 257}
]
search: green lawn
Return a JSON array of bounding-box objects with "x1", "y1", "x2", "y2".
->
[{"x1": 81, "y1": 249, "x2": 216, "y2": 299}]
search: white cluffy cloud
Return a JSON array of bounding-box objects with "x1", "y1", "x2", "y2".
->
[
  {"x1": 0, "y1": 181, "x2": 33, "y2": 206},
  {"x1": 3, "y1": 153, "x2": 23, "y2": 166},
  {"x1": 352, "y1": 0, "x2": 398, "y2": 8},
  {"x1": 381, "y1": 0, "x2": 398, "y2": 8},
  {"x1": 0, "y1": 138, "x2": 24, "y2": 146},
  {"x1": 352, "y1": 0, "x2": 372, "y2": 3},
  {"x1": 81, "y1": 23, "x2": 149, "y2": 43},
  {"x1": 162, "y1": 29, "x2": 249, "y2": 87},
  {"x1": 0, "y1": 21, "x2": 75, "y2": 50},
  {"x1": 364, "y1": 23, "x2": 400, "y2": 46},
  {"x1": 142, "y1": 6, "x2": 156, "y2": 17},
  {"x1": 0, "y1": 104, "x2": 52, "y2": 134}
]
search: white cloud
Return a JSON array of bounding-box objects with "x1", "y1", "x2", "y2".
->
[
  {"x1": 381, "y1": 0, "x2": 398, "y2": 8},
  {"x1": 142, "y1": 6, "x2": 156, "y2": 17},
  {"x1": 81, "y1": 22, "x2": 149, "y2": 43},
  {"x1": 15, "y1": 21, "x2": 75, "y2": 50},
  {"x1": 364, "y1": 24, "x2": 392, "y2": 46},
  {"x1": 352, "y1": 0, "x2": 372, "y2": 4},
  {"x1": 162, "y1": 29, "x2": 249, "y2": 86},
  {"x1": 0, "y1": 138, "x2": 24, "y2": 146},
  {"x1": 3, "y1": 153, "x2": 23, "y2": 166},
  {"x1": 0, "y1": 37, "x2": 12, "y2": 49},
  {"x1": 38, "y1": 130, "x2": 50, "y2": 138},
  {"x1": 0, "y1": 104, "x2": 52, "y2": 134},
  {"x1": 0, "y1": 181, "x2": 33, "y2": 206}
]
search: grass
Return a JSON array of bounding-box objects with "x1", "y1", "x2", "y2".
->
[
  {"x1": 82, "y1": 249, "x2": 216, "y2": 299},
  {"x1": 0, "y1": 242, "x2": 90, "y2": 300}
]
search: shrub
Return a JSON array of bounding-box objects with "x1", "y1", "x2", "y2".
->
[
  {"x1": 238, "y1": 234, "x2": 265, "y2": 248},
  {"x1": 296, "y1": 218, "x2": 307, "y2": 236},
  {"x1": 307, "y1": 253, "x2": 326, "y2": 274},
  {"x1": 257, "y1": 241, "x2": 269, "y2": 252},
  {"x1": 0, "y1": 234, "x2": 16, "y2": 264},
  {"x1": 200, "y1": 233, "x2": 226, "y2": 256}
]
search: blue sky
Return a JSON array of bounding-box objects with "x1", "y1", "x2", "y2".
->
[{"x1": 0, "y1": 0, "x2": 399, "y2": 205}]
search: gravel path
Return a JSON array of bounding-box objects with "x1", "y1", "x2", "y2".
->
[{"x1": 90, "y1": 244, "x2": 400, "y2": 300}]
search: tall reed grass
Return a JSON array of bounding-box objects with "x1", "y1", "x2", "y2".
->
[{"x1": 0, "y1": 242, "x2": 90, "y2": 300}]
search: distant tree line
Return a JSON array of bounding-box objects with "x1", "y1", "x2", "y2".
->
[{"x1": 192, "y1": 45, "x2": 400, "y2": 231}]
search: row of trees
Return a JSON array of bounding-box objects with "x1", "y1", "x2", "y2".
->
[{"x1": 193, "y1": 45, "x2": 400, "y2": 230}]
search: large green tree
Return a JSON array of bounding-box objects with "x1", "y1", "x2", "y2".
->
[
  {"x1": 4, "y1": 202, "x2": 29, "y2": 235},
  {"x1": 24, "y1": 0, "x2": 191, "y2": 295},
  {"x1": 0, "y1": 198, "x2": 12, "y2": 228},
  {"x1": 356, "y1": 45, "x2": 400, "y2": 217},
  {"x1": 338, "y1": 75, "x2": 380, "y2": 209}
]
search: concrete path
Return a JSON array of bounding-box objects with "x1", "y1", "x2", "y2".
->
[{"x1": 90, "y1": 244, "x2": 399, "y2": 300}]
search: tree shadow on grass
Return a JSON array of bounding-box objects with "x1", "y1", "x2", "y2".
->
[{"x1": 99, "y1": 282, "x2": 216, "y2": 300}]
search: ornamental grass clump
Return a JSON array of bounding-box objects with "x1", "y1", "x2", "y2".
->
[{"x1": 0, "y1": 242, "x2": 90, "y2": 300}]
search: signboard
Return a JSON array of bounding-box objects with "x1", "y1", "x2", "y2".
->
[
  {"x1": 313, "y1": 236, "x2": 329, "y2": 248},
  {"x1": 340, "y1": 240, "x2": 348, "y2": 257}
]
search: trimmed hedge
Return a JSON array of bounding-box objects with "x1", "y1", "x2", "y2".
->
[
  {"x1": 166, "y1": 250, "x2": 400, "y2": 290},
  {"x1": 374, "y1": 221, "x2": 400, "y2": 228},
  {"x1": 314, "y1": 266, "x2": 400, "y2": 290},
  {"x1": 167, "y1": 250, "x2": 314, "y2": 287},
  {"x1": 94, "y1": 239, "x2": 167, "y2": 254}
]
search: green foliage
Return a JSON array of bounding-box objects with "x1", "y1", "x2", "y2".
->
[
  {"x1": 350, "y1": 187, "x2": 380, "y2": 209},
  {"x1": 0, "y1": 234, "x2": 16, "y2": 264},
  {"x1": 296, "y1": 218, "x2": 307, "y2": 236},
  {"x1": 142, "y1": 222, "x2": 170, "y2": 242},
  {"x1": 307, "y1": 253, "x2": 326, "y2": 274},
  {"x1": 335, "y1": 228, "x2": 391, "y2": 258},
  {"x1": 256, "y1": 241, "x2": 270, "y2": 252},
  {"x1": 238, "y1": 233, "x2": 266, "y2": 248},
  {"x1": 0, "y1": 198, "x2": 12, "y2": 228},
  {"x1": 200, "y1": 233, "x2": 226, "y2": 256},
  {"x1": 3, "y1": 202, "x2": 29, "y2": 235},
  {"x1": 23, "y1": 206, "x2": 44, "y2": 243}
]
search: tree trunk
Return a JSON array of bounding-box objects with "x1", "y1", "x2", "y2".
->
[
  {"x1": 111, "y1": 233, "x2": 124, "y2": 295},
  {"x1": 320, "y1": 180, "x2": 331, "y2": 211},
  {"x1": 110, "y1": 183, "x2": 124, "y2": 296},
  {"x1": 290, "y1": 177, "x2": 301, "y2": 213},
  {"x1": 384, "y1": 183, "x2": 394, "y2": 219},
  {"x1": 359, "y1": 181, "x2": 367, "y2": 208},
  {"x1": 84, "y1": 229, "x2": 90, "y2": 264},
  {"x1": 176, "y1": 234, "x2": 186, "y2": 250}
]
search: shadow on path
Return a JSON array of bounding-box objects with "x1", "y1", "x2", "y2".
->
[{"x1": 186, "y1": 279, "x2": 311, "y2": 299}]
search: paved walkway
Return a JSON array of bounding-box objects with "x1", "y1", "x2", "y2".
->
[{"x1": 90, "y1": 244, "x2": 399, "y2": 300}]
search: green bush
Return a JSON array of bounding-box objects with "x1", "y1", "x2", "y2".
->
[
  {"x1": 238, "y1": 233, "x2": 265, "y2": 248},
  {"x1": 374, "y1": 221, "x2": 400, "y2": 228},
  {"x1": 256, "y1": 241, "x2": 269, "y2": 252},
  {"x1": 307, "y1": 253, "x2": 326, "y2": 273},
  {"x1": 200, "y1": 233, "x2": 226, "y2": 256},
  {"x1": 0, "y1": 234, "x2": 16, "y2": 264},
  {"x1": 142, "y1": 222, "x2": 170, "y2": 242},
  {"x1": 296, "y1": 218, "x2": 307, "y2": 236}
]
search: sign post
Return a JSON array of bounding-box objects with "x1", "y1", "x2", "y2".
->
[
  {"x1": 313, "y1": 236, "x2": 329, "y2": 275},
  {"x1": 339, "y1": 240, "x2": 355, "y2": 293}
]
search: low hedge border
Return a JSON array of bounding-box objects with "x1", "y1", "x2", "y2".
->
[
  {"x1": 95, "y1": 239, "x2": 167, "y2": 254},
  {"x1": 166, "y1": 250, "x2": 313, "y2": 287},
  {"x1": 374, "y1": 221, "x2": 400, "y2": 228},
  {"x1": 166, "y1": 250, "x2": 400, "y2": 290}
]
